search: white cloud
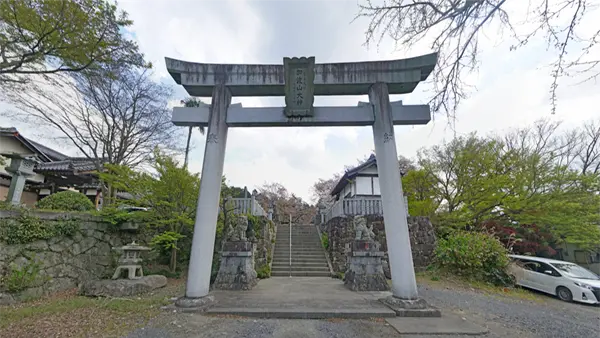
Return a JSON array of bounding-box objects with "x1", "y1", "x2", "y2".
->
[{"x1": 1, "y1": 0, "x2": 598, "y2": 203}]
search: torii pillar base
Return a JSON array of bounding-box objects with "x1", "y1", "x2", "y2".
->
[
  {"x1": 174, "y1": 295, "x2": 216, "y2": 312},
  {"x1": 380, "y1": 296, "x2": 441, "y2": 317}
]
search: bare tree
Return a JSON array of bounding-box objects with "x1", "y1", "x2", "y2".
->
[
  {"x1": 4, "y1": 66, "x2": 180, "y2": 171},
  {"x1": 398, "y1": 154, "x2": 417, "y2": 174},
  {"x1": 310, "y1": 175, "x2": 341, "y2": 207},
  {"x1": 356, "y1": 0, "x2": 600, "y2": 116},
  {"x1": 576, "y1": 119, "x2": 600, "y2": 175},
  {"x1": 257, "y1": 182, "x2": 316, "y2": 224}
]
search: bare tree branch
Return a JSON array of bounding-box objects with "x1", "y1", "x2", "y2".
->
[
  {"x1": 2, "y1": 67, "x2": 182, "y2": 171},
  {"x1": 356, "y1": 0, "x2": 600, "y2": 117}
]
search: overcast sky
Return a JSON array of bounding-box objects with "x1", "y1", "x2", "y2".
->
[{"x1": 1, "y1": 0, "x2": 598, "y2": 202}]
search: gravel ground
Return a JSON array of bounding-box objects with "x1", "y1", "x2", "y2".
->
[
  {"x1": 419, "y1": 285, "x2": 600, "y2": 338},
  {"x1": 126, "y1": 316, "x2": 402, "y2": 338}
]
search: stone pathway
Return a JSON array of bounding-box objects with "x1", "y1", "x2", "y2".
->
[{"x1": 206, "y1": 277, "x2": 395, "y2": 318}]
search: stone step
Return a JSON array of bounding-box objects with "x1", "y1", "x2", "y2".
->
[
  {"x1": 290, "y1": 271, "x2": 331, "y2": 277},
  {"x1": 272, "y1": 263, "x2": 328, "y2": 268},
  {"x1": 270, "y1": 272, "x2": 291, "y2": 276},
  {"x1": 278, "y1": 253, "x2": 326, "y2": 258},
  {"x1": 275, "y1": 235, "x2": 318, "y2": 239},
  {"x1": 289, "y1": 251, "x2": 326, "y2": 255},
  {"x1": 272, "y1": 259, "x2": 327, "y2": 264},
  {"x1": 288, "y1": 266, "x2": 330, "y2": 272},
  {"x1": 272, "y1": 256, "x2": 328, "y2": 262},
  {"x1": 205, "y1": 307, "x2": 396, "y2": 319},
  {"x1": 275, "y1": 240, "x2": 319, "y2": 243},
  {"x1": 289, "y1": 252, "x2": 326, "y2": 256},
  {"x1": 271, "y1": 269, "x2": 331, "y2": 275},
  {"x1": 274, "y1": 246, "x2": 323, "y2": 250},
  {"x1": 272, "y1": 258, "x2": 328, "y2": 264},
  {"x1": 273, "y1": 252, "x2": 326, "y2": 256},
  {"x1": 274, "y1": 247, "x2": 323, "y2": 250},
  {"x1": 272, "y1": 257, "x2": 327, "y2": 262}
]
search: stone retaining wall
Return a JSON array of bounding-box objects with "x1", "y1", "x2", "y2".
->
[
  {"x1": 325, "y1": 216, "x2": 437, "y2": 277},
  {"x1": 0, "y1": 210, "x2": 140, "y2": 304}
]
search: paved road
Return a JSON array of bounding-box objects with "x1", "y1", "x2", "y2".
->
[{"x1": 127, "y1": 285, "x2": 600, "y2": 338}]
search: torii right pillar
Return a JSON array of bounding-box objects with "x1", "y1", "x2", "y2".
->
[{"x1": 370, "y1": 82, "x2": 441, "y2": 316}]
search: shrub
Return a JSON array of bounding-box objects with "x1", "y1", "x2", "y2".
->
[
  {"x1": 1, "y1": 258, "x2": 44, "y2": 293},
  {"x1": 142, "y1": 264, "x2": 182, "y2": 279},
  {"x1": 332, "y1": 272, "x2": 344, "y2": 279},
  {"x1": 477, "y1": 220, "x2": 559, "y2": 257},
  {"x1": 256, "y1": 265, "x2": 271, "y2": 279},
  {"x1": 321, "y1": 233, "x2": 329, "y2": 250},
  {"x1": 36, "y1": 191, "x2": 95, "y2": 212},
  {"x1": 0, "y1": 212, "x2": 79, "y2": 244},
  {"x1": 246, "y1": 214, "x2": 260, "y2": 239},
  {"x1": 434, "y1": 231, "x2": 511, "y2": 285}
]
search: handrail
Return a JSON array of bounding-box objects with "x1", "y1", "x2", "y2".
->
[{"x1": 289, "y1": 214, "x2": 292, "y2": 277}]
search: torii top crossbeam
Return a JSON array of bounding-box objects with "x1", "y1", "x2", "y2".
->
[{"x1": 165, "y1": 53, "x2": 437, "y2": 97}]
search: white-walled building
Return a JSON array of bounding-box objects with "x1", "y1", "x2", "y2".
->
[
  {"x1": 330, "y1": 154, "x2": 382, "y2": 201},
  {"x1": 322, "y1": 154, "x2": 408, "y2": 223}
]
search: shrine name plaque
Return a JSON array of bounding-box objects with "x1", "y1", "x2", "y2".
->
[{"x1": 283, "y1": 56, "x2": 315, "y2": 118}]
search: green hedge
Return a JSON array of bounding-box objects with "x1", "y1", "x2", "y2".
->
[
  {"x1": 36, "y1": 191, "x2": 95, "y2": 212},
  {"x1": 0, "y1": 211, "x2": 80, "y2": 244}
]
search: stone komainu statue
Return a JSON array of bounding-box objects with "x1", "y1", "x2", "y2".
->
[
  {"x1": 228, "y1": 215, "x2": 248, "y2": 241},
  {"x1": 353, "y1": 215, "x2": 374, "y2": 241}
]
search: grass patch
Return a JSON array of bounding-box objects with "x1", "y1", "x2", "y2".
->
[
  {"x1": 413, "y1": 271, "x2": 545, "y2": 303},
  {"x1": 0, "y1": 279, "x2": 185, "y2": 337}
]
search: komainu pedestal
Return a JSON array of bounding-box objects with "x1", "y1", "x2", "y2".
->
[
  {"x1": 344, "y1": 239, "x2": 389, "y2": 291},
  {"x1": 213, "y1": 241, "x2": 258, "y2": 290}
]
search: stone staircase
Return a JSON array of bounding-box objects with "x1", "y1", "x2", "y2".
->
[{"x1": 271, "y1": 224, "x2": 331, "y2": 277}]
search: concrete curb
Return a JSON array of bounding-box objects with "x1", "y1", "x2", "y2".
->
[
  {"x1": 205, "y1": 307, "x2": 397, "y2": 319},
  {"x1": 385, "y1": 315, "x2": 489, "y2": 335}
]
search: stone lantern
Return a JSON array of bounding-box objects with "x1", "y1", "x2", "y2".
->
[
  {"x1": 1, "y1": 153, "x2": 37, "y2": 205},
  {"x1": 111, "y1": 241, "x2": 151, "y2": 280}
]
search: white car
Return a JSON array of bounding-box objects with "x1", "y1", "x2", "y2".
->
[{"x1": 508, "y1": 254, "x2": 600, "y2": 305}]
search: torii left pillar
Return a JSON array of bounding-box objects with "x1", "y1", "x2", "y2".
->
[{"x1": 175, "y1": 85, "x2": 231, "y2": 308}]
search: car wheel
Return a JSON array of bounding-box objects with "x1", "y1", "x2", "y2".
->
[{"x1": 556, "y1": 286, "x2": 573, "y2": 302}]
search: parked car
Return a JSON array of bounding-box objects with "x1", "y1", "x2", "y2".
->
[
  {"x1": 508, "y1": 254, "x2": 600, "y2": 305},
  {"x1": 117, "y1": 205, "x2": 149, "y2": 212}
]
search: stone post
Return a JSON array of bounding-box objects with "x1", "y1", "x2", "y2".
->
[
  {"x1": 2, "y1": 154, "x2": 36, "y2": 206},
  {"x1": 370, "y1": 83, "x2": 440, "y2": 316},
  {"x1": 213, "y1": 241, "x2": 258, "y2": 290},
  {"x1": 176, "y1": 85, "x2": 231, "y2": 308},
  {"x1": 344, "y1": 240, "x2": 388, "y2": 291}
]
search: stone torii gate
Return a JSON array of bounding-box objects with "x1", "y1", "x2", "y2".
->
[{"x1": 166, "y1": 54, "x2": 438, "y2": 311}]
